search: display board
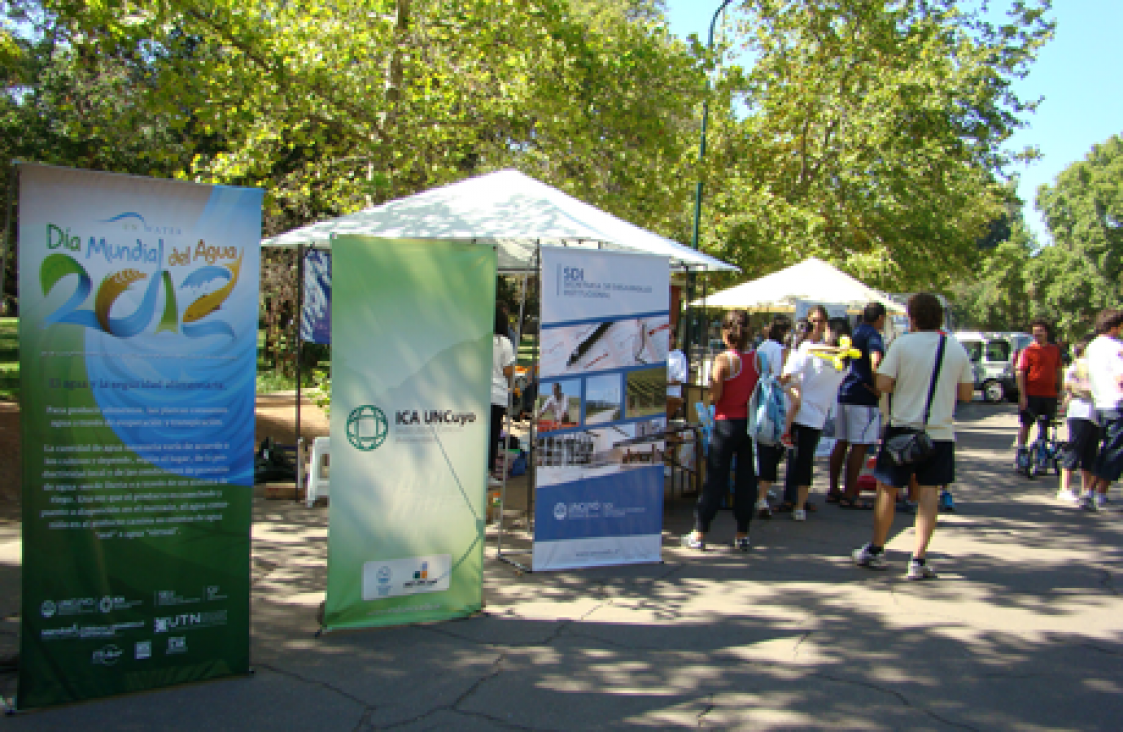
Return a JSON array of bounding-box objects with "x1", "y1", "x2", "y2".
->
[
  {"x1": 17, "y1": 164, "x2": 262, "y2": 709},
  {"x1": 324, "y1": 237, "x2": 493, "y2": 630},
  {"x1": 533, "y1": 248, "x2": 669, "y2": 571}
]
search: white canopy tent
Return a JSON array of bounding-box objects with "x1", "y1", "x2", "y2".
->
[
  {"x1": 690, "y1": 256, "x2": 903, "y2": 313},
  {"x1": 262, "y1": 169, "x2": 737, "y2": 273}
]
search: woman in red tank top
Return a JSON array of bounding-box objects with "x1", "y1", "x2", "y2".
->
[{"x1": 682, "y1": 310, "x2": 760, "y2": 552}]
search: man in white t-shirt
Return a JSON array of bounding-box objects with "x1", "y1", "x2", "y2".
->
[
  {"x1": 853, "y1": 293, "x2": 973, "y2": 580},
  {"x1": 1085, "y1": 309, "x2": 1123, "y2": 506}
]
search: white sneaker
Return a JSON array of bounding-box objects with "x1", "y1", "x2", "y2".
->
[
  {"x1": 792, "y1": 509, "x2": 807, "y2": 521},
  {"x1": 488, "y1": 476, "x2": 502, "y2": 487},
  {"x1": 1056, "y1": 489, "x2": 1079, "y2": 503},
  {"x1": 755, "y1": 499, "x2": 772, "y2": 519},
  {"x1": 906, "y1": 560, "x2": 938, "y2": 581},
  {"x1": 852, "y1": 543, "x2": 887, "y2": 570}
]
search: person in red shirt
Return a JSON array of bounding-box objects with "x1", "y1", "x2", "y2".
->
[
  {"x1": 682, "y1": 310, "x2": 760, "y2": 552},
  {"x1": 1015, "y1": 319, "x2": 1064, "y2": 462}
]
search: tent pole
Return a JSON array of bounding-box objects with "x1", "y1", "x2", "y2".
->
[
  {"x1": 295, "y1": 243, "x2": 305, "y2": 504},
  {"x1": 528, "y1": 243, "x2": 540, "y2": 539},
  {"x1": 497, "y1": 262, "x2": 529, "y2": 561}
]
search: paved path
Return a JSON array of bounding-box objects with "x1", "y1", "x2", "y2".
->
[{"x1": 3, "y1": 402, "x2": 1123, "y2": 730}]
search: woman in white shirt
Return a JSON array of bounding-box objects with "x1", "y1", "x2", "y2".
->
[
  {"x1": 779, "y1": 317, "x2": 853, "y2": 521},
  {"x1": 1060, "y1": 337, "x2": 1100, "y2": 505}
]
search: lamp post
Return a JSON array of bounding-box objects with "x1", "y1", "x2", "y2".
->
[
  {"x1": 690, "y1": 0, "x2": 733, "y2": 252},
  {"x1": 684, "y1": 0, "x2": 732, "y2": 378}
]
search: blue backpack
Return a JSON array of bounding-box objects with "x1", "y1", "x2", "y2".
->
[{"x1": 748, "y1": 351, "x2": 787, "y2": 446}]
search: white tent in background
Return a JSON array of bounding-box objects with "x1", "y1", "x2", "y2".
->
[
  {"x1": 690, "y1": 256, "x2": 903, "y2": 313},
  {"x1": 262, "y1": 169, "x2": 737, "y2": 273}
]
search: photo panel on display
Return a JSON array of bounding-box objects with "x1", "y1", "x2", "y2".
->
[
  {"x1": 625, "y1": 366, "x2": 667, "y2": 419},
  {"x1": 535, "y1": 377, "x2": 581, "y2": 433},
  {"x1": 584, "y1": 373, "x2": 623, "y2": 426},
  {"x1": 538, "y1": 315, "x2": 670, "y2": 378},
  {"x1": 536, "y1": 422, "x2": 664, "y2": 488}
]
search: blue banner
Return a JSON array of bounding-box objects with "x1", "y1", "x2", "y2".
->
[{"x1": 301, "y1": 249, "x2": 331, "y2": 344}]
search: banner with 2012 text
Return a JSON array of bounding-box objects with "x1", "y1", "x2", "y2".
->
[{"x1": 17, "y1": 164, "x2": 261, "y2": 709}]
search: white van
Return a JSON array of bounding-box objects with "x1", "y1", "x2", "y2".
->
[{"x1": 953, "y1": 331, "x2": 1033, "y2": 403}]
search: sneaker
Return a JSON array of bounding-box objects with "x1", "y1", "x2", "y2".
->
[
  {"x1": 1096, "y1": 494, "x2": 1109, "y2": 509},
  {"x1": 1056, "y1": 489, "x2": 1079, "y2": 504},
  {"x1": 733, "y1": 537, "x2": 751, "y2": 552},
  {"x1": 906, "y1": 560, "x2": 938, "y2": 581},
  {"x1": 488, "y1": 476, "x2": 502, "y2": 488},
  {"x1": 1014, "y1": 447, "x2": 1029, "y2": 470},
  {"x1": 852, "y1": 543, "x2": 887, "y2": 570},
  {"x1": 1080, "y1": 494, "x2": 1099, "y2": 512},
  {"x1": 792, "y1": 509, "x2": 807, "y2": 522},
  {"x1": 755, "y1": 499, "x2": 772, "y2": 519},
  {"x1": 680, "y1": 534, "x2": 705, "y2": 551}
]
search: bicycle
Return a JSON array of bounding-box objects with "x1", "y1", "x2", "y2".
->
[{"x1": 1018, "y1": 413, "x2": 1064, "y2": 479}]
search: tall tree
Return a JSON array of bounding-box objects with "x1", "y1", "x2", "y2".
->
[
  {"x1": 697, "y1": 0, "x2": 1053, "y2": 291},
  {"x1": 1034, "y1": 133, "x2": 1123, "y2": 338}
]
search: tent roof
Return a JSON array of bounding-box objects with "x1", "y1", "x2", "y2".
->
[
  {"x1": 261, "y1": 169, "x2": 736, "y2": 273},
  {"x1": 691, "y1": 257, "x2": 905, "y2": 313}
]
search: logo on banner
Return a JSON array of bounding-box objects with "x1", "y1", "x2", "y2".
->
[
  {"x1": 91, "y1": 644, "x2": 123, "y2": 666},
  {"x1": 347, "y1": 405, "x2": 389, "y2": 451},
  {"x1": 553, "y1": 502, "x2": 567, "y2": 520},
  {"x1": 39, "y1": 220, "x2": 244, "y2": 340}
]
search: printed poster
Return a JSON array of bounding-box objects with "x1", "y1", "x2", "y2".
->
[
  {"x1": 533, "y1": 248, "x2": 669, "y2": 571},
  {"x1": 325, "y1": 237, "x2": 493, "y2": 630},
  {"x1": 17, "y1": 164, "x2": 261, "y2": 709}
]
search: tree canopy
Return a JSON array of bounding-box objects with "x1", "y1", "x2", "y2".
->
[{"x1": 2, "y1": 0, "x2": 1057, "y2": 314}]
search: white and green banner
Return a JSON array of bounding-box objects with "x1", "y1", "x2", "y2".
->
[
  {"x1": 17, "y1": 164, "x2": 261, "y2": 709},
  {"x1": 325, "y1": 236, "x2": 494, "y2": 630}
]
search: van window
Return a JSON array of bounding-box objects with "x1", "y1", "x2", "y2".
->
[
  {"x1": 963, "y1": 342, "x2": 982, "y2": 362},
  {"x1": 985, "y1": 340, "x2": 1011, "y2": 362}
]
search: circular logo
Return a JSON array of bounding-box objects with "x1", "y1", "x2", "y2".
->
[
  {"x1": 376, "y1": 566, "x2": 392, "y2": 584},
  {"x1": 553, "y1": 502, "x2": 568, "y2": 521},
  {"x1": 99, "y1": 596, "x2": 114, "y2": 613},
  {"x1": 347, "y1": 406, "x2": 389, "y2": 451},
  {"x1": 40, "y1": 600, "x2": 56, "y2": 618}
]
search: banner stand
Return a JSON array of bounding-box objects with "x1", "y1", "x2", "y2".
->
[{"x1": 495, "y1": 244, "x2": 669, "y2": 573}]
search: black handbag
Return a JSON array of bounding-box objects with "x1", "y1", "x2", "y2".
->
[{"x1": 884, "y1": 335, "x2": 946, "y2": 466}]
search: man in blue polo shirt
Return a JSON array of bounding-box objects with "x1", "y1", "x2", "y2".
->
[{"x1": 828, "y1": 302, "x2": 886, "y2": 509}]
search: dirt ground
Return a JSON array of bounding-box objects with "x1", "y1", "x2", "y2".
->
[{"x1": 0, "y1": 394, "x2": 330, "y2": 509}]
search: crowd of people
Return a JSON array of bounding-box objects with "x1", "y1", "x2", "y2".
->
[
  {"x1": 1022, "y1": 309, "x2": 1123, "y2": 512},
  {"x1": 684, "y1": 293, "x2": 989, "y2": 581}
]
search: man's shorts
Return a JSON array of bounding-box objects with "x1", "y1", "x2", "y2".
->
[
  {"x1": 1093, "y1": 410, "x2": 1123, "y2": 483},
  {"x1": 834, "y1": 404, "x2": 882, "y2": 445},
  {"x1": 872, "y1": 425, "x2": 956, "y2": 488},
  {"x1": 1020, "y1": 395, "x2": 1057, "y2": 426},
  {"x1": 1063, "y1": 418, "x2": 1100, "y2": 472}
]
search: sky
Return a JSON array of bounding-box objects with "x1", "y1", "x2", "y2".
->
[{"x1": 662, "y1": 0, "x2": 1123, "y2": 245}]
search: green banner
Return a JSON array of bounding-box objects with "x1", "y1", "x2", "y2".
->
[
  {"x1": 325, "y1": 237, "x2": 493, "y2": 630},
  {"x1": 17, "y1": 165, "x2": 261, "y2": 709}
]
